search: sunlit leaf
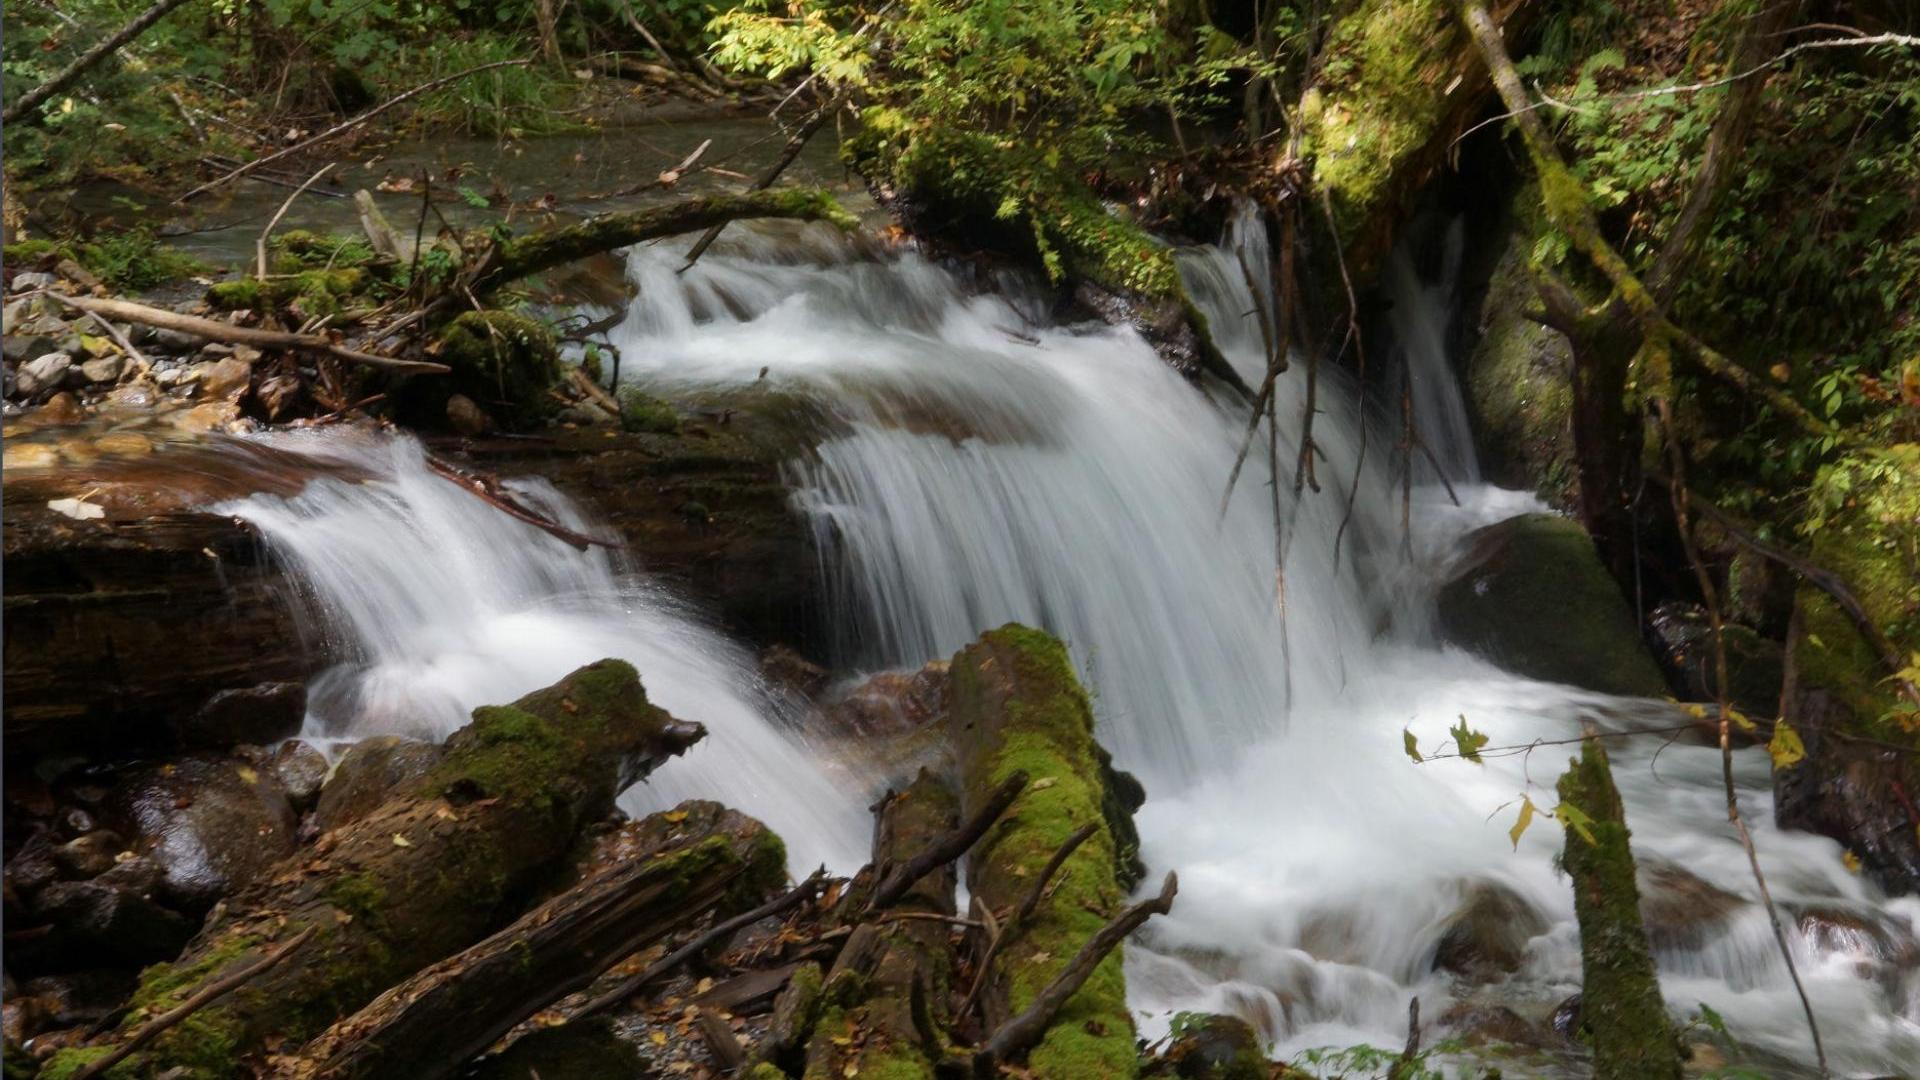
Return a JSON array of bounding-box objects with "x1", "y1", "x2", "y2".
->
[
  {"x1": 1402, "y1": 728, "x2": 1423, "y2": 764},
  {"x1": 1509, "y1": 796, "x2": 1536, "y2": 850},
  {"x1": 1554, "y1": 801, "x2": 1597, "y2": 845},
  {"x1": 1449, "y1": 716, "x2": 1489, "y2": 764},
  {"x1": 1767, "y1": 719, "x2": 1806, "y2": 770}
]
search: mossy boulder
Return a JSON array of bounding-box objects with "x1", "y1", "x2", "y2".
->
[
  {"x1": 431, "y1": 310, "x2": 564, "y2": 429},
  {"x1": 1162, "y1": 1012, "x2": 1266, "y2": 1080},
  {"x1": 619, "y1": 389, "x2": 681, "y2": 434},
  {"x1": 206, "y1": 268, "x2": 371, "y2": 317},
  {"x1": 1461, "y1": 183, "x2": 1576, "y2": 506},
  {"x1": 1437, "y1": 514, "x2": 1668, "y2": 696},
  {"x1": 948, "y1": 624, "x2": 1143, "y2": 1079}
]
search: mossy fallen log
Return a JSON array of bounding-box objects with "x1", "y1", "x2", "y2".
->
[
  {"x1": 802, "y1": 770, "x2": 958, "y2": 1080},
  {"x1": 475, "y1": 189, "x2": 856, "y2": 296},
  {"x1": 948, "y1": 624, "x2": 1145, "y2": 1079},
  {"x1": 1556, "y1": 737, "x2": 1682, "y2": 1080},
  {"x1": 43, "y1": 659, "x2": 703, "y2": 1080},
  {"x1": 285, "y1": 802, "x2": 786, "y2": 1080}
]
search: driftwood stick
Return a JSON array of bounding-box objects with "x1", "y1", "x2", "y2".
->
[
  {"x1": 179, "y1": 59, "x2": 534, "y2": 202},
  {"x1": 72, "y1": 925, "x2": 318, "y2": 1080},
  {"x1": 975, "y1": 872, "x2": 1177, "y2": 1068},
  {"x1": 866, "y1": 771, "x2": 1027, "y2": 913},
  {"x1": 572, "y1": 867, "x2": 828, "y2": 1020},
  {"x1": 422, "y1": 454, "x2": 618, "y2": 550},
  {"x1": 53, "y1": 294, "x2": 450, "y2": 375},
  {"x1": 258, "y1": 163, "x2": 337, "y2": 279},
  {"x1": 958, "y1": 821, "x2": 1097, "y2": 1020}
]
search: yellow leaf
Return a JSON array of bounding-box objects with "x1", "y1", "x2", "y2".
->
[
  {"x1": 235, "y1": 765, "x2": 259, "y2": 785},
  {"x1": 1842, "y1": 850, "x2": 1862, "y2": 874},
  {"x1": 392, "y1": 833, "x2": 412, "y2": 848},
  {"x1": 695, "y1": 977, "x2": 714, "y2": 994},
  {"x1": 664, "y1": 810, "x2": 688, "y2": 823},
  {"x1": 1767, "y1": 720, "x2": 1806, "y2": 770},
  {"x1": 1402, "y1": 728, "x2": 1423, "y2": 764},
  {"x1": 651, "y1": 1031, "x2": 668, "y2": 1046},
  {"x1": 1727, "y1": 708, "x2": 1757, "y2": 733},
  {"x1": 1509, "y1": 796, "x2": 1536, "y2": 850}
]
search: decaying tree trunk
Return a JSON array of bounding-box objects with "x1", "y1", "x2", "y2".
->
[
  {"x1": 802, "y1": 771, "x2": 959, "y2": 1080},
  {"x1": 45, "y1": 659, "x2": 703, "y2": 1079},
  {"x1": 1556, "y1": 737, "x2": 1682, "y2": 1080},
  {"x1": 948, "y1": 624, "x2": 1146, "y2": 1079},
  {"x1": 283, "y1": 802, "x2": 785, "y2": 1080}
]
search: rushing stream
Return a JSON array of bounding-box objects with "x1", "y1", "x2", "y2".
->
[{"x1": 224, "y1": 213, "x2": 1918, "y2": 1074}]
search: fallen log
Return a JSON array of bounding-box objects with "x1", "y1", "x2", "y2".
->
[
  {"x1": 53, "y1": 293, "x2": 451, "y2": 375},
  {"x1": 803, "y1": 770, "x2": 959, "y2": 1080},
  {"x1": 1556, "y1": 736, "x2": 1682, "y2": 1080},
  {"x1": 475, "y1": 189, "x2": 856, "y2": 295},
  {"x1": 42, "y1": 659, "x2": 703, "y2": 1079},
  {"x1": 284, "y1": 802, "x2": 786, "y2": 1080},
  {"x1": 948, "y1": 624, "x2": 1148, "y2": 1078}
]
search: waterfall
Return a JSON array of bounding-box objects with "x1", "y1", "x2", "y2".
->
[
  {"x1": 597, "y1": 218, "x2": 1917, "y2": 1074},
  {"x1": 220, "y1": 429, "x2": 869, "y2": 874}
]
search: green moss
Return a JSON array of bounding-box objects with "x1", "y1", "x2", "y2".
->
[
  {"x1": 130, "y1": 933, "x2": 263, "y2": 1012},
  {"x1": 952, "y1": 625, "x2": 1139, "y2": 1080},
  {"x1": 620, "y1": 391, "x2": 681, "y2": 434},
  {"x1": 1556, "y1": 740, "x2": 1681, "y2": 1080},
  {"x1": 434, "y1": 310, "x2": 564, "y2": 429},
  {"x1": 1797, "y1": 445, "x2": 1920, "y2": 735},
  {"x1": 37, "y1": 1048, "x2": 137, "y2": 1080},
  {"x1": 325, "y1": 871, "x2": 386, "y2": 921},
  {"x1": 268, "y1": 230, "x2": 376, "y2": 271},
  {"x1": 207, "y1": 268, "x2": 371, "y2": 315},
  {"x1": 5, "y1": 230, "x2": 204, "y2": 291},
  {"x1": 746, "y1": 1065, "x2": 790, "y2": 1080},
  {"x1": 1301, "y1": 0, "x2": 1458, "y2": 255}
]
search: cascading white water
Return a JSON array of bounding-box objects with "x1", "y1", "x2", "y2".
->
[
  {"x1": 601, "y1": 216, "x2": 1919, "y2": 1075},
  {"x1": 220, "y1": 429, "x2": 870, "y2": 874}
]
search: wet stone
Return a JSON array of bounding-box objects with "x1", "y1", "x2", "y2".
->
[
  {"x1": 111, "y1": 752, "x2": 299, "y2": 912},
  {"x1": 1638, "y1": 859, "x2": 1747, "y2": 951},
  {"x1": 78, "y1": 355, "x2": 124, "y2": 384},
  {"x1": 268, "y1": 739, "x2": 329, "y2": 811},
  {"x1": 14, "y1": 352, "x2": 71, "y2": 397},
  {"x1": 53, "y1": 830, "x2": 127, "y2": 880},
  {"x1": 1432, "y1": 881, "x2": 1549, "y2": 980},
  {"x1": 20, "y1": 880, "x2": 196, "y2": 968},
  {"x1": 185, "y1": 680, "x2": 307, "y2": 748},
  {"x1": 20, "y1": 971, "x2": 137, "y2": 1028}
]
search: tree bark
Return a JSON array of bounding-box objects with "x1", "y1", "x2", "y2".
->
[
  {"x1": 284, "y1": 803, "x2": 784, "y2": 1080},
  {"x1": 1556, "y1": 736, "x2": 1683, "y2": 1080},
  {"x1": 44, "y1": 660, "x2": 703, "y2": 1079}
]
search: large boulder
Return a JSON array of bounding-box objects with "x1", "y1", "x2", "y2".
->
[
  {"x1": 1437, "y1": 513, "x2": 1668, "y2": 697},
  {"x1": 1646, "y1": 602, "x2": 1784, "y2": 725},
  {"x1": 312, "y1": 735, "x2": 443, "y2": 835},
  {"x1": 1431, "y1": 881, "x2": 1548, "y2": 979}
]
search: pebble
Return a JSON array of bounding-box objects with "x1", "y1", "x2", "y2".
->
[
  {"x1": 94, "y1": 431, "x2": 154, "y2": 457},
  {"x1": 79, "y1": 355, "x2": 124, "y2": 384},
  {"x1": 14, "y1": 352, "x2": 72, "y2": 397}
]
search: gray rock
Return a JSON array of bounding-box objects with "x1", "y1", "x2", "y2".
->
[
  {"x1": 94, "y1": 854, "x2": 163, "y2": 896},
  {"x1": 112, "y1": 753, "x2": 299, "y2": 912},
  {"x1": 2, "y1": 297, "x2": 30, "y2": 332},
  {"x1": 2, "y1": 333, "x2": 56, "y2": 364},
  {"x1": 79, "y1": 355, "x2": 125, "y2": 384},
  {"x1": 1432, "y1": 881, "x2": 1549, "y2": 979},
  {"x1": 313, "y1": 735, "x2": 443, "y2": 834},
  {"x1": 10, "y1": 271, "x2": 57, "y2": 291},
  {"x1": 25, "y1": 880, "x2": 196, "y2": 966},
  {"x1": 53, "y1": 830, "x2": 128, "y2": 879},
  {"x1": 149, "y1": 327, "x2": 203, "y2": 351},
  {"x1": 268, "y1": 739, "x2": 328, "y2": 810},
  {"x1": 14, "y1": 352, "x2": 71, "y2": 397},
  {"x1": 4, "y1": 831, "x2": 62, "y2": 897},
  {"x1": 183, "y1": 681, "x2": 306, "y2": 747}
]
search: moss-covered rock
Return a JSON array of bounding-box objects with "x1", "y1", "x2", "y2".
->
[
  {"x1": 1461, "y1": 184, "x2": 1576, "y2": 506},
  {"x1": 948, "y1": 624, "x2": 1142, "y2": 1080},
  {"x1": 1555, "y1": 738, "x2": 1682, "y2": 1080},
  {"x1": 432, "y1": 310, "x2": 564, "y2": 429},
  {"x1": 619, "y1": 389, "x2": 681, "y2": 434},
  {"x1": 1437, "y1": 514, "x2": 1668, "y2": 696},
  {"x1": 1161, "y1": 1012, "x2": 1266, "y2": 1080},
  {"x1": 206, "y1": 268, "x2": 371, "y2": 316}
]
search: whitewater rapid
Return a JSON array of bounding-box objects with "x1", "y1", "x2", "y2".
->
[{"x1": 223, "y1": 212, "x2": 1918, "y2": 1075}]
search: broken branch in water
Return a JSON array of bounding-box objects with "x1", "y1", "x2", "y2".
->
[
  {"x1": 422, "y1": 454, "x2": 617, "y2": 550},
  {"x1": 53, "y1": 294, "x2": 450, "y2": 374}
]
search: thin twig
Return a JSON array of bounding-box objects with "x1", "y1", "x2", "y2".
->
[
  {"x1": 258, "y1": 163, "x2": 337, "y2": 279},
  {"x1": 866, "y1": 772, "x2": 1027, "y2": 913},
  {"x1": 958, "y1": 822, "x2": 1097, "y2": 1020},
  {"x1": 72, "y1": 926, "x2": 318, "y2": 1080}
]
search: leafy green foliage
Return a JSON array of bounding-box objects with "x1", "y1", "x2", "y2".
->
[{"x1": 3, "y1": 229, "x2": 204, "y2": 290}]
